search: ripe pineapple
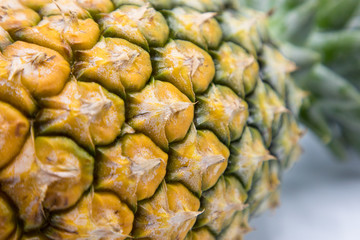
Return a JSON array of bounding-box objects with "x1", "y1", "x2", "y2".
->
[
  {"x1": 244, "y1": 0, "x2": 360, "y2": 157},
  {"x1": 0, "y1": 0, "x2": 304, "y2": 239}
]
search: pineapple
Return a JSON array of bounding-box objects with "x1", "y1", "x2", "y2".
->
[
  {"x1": 244, "y1": 0, "x2": 360, "y2": 157},
  {"x1": 0, "y1": 0, "x2": 304, "y2": 239}
]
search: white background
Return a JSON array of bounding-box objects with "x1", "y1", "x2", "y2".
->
[{"x1": 246, "y1": 132, "x2": 360, "y2": 240}]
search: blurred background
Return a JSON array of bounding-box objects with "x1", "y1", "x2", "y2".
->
[{"x1": 246, "y1": 132, "x2": 360, "y2": 240}]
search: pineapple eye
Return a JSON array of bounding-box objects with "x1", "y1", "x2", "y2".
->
[
  {"x1": 0, "y1": 102, "x2": 29, "y2": 169},
  {"x1": 212, "y1": 42, "x2": 259, "y2": 98},
  {"x1": 45, "y1": 191, "x2": 134, "y2": 239},
  {"x1": 0, "y1": 0, "x2": 40, "y2": 34},
  {"x1": 95, "y1": 133, "x2": 168, "y2": 209},
  {"x1": 76, "y1": 0, "x2": 114, "y2": 16},
  {"x1": 153, "y1": 39, "x2": 215, "y2": 101},
  {"x1": 127, "y1": 79, "x2": 194, "y2": 150},
  {"x1": 3, "y1": 41, "x2": 70, "y2": 98},
  {"x1": 186, "y1": 227, "x2": 216, "y2": 240},
  {"x1": 167, "y1": 124, "x2": 229, "y2": 195},
  {"x1": 220, "y1": 10, "x2": 263, "y2": 56},
  {"x1": 0, "y1": 54, "x2": 37, "y2": 115},
  {"x1": 133, "y1": 182, "x2": 201, "y2": 240},
  {"x1": 163, "y1": 7, "x2": 222, "y2": 49},
  {"x1": 14, "y1": 15, "x2": 100, "y2": 62},
  {"x1": 99, "y1": 4, "x2": 169, "y2": 50},
  {"x1": 39, "y1": 0, "x2": 90, "y2": 19},
  {"x1": 74, "y1": 37, "x2": 152, "y2": 96},
  {"x1": 0, "y1": 135, "x2": 94, "y2": 231},
  {"x1": 195, "y1": 176, "x2": 248, "y2": 234},
  {"x1": 0, "y1": 26, "x2": 12, "y2": 51},
  {"x1": 36, "y1": 80, "x2": 125, "y2": 152},
  {"x1": 226, "y1": 127, "x2": 275, "y2": 191},
  {"x1": 247, "y1": 79, "x2": 288, "y2": 147},
  {"x1": 271, "y1": 114, "x2": 304, "y2": 169},
  {"x1": 195, "y1": 84, "x2": 249, "y2": 145}
]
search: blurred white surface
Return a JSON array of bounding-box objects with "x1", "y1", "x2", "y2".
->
[{"x1": 246, "y1": 132, "x2": 360, "y2": 240}]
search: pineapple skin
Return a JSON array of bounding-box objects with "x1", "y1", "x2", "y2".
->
[{"x1": 0, "y1": 0, "x2": 304, "y2": 239}]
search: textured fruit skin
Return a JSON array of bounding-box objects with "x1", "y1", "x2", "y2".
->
[{"x1": 0, "y1": 0, "x2": 303, "y2": 239}]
